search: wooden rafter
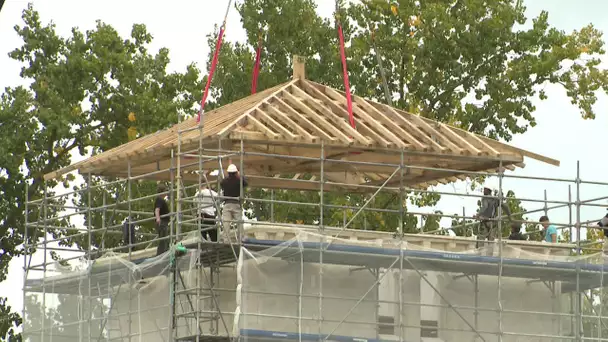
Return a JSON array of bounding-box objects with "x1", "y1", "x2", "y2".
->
[{"x1": 44, "y1": 56, "x2": 559, "y2": 190}]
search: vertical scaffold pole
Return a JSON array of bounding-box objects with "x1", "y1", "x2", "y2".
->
[
  {"x1": 543, "y1": 189, "x2": 549, "y2": 216},
  {"x1": 22, "y1": 183, "x2": 29, "y2": 339},
  {"x1": 169, "y1": 149, "x2": 176, "y2": 342},
  {"x1": 177, "y1": 130, "x2": 182, "y2": 242},
  {"x1": 270, "y1": 190, "x2": 275, "y2": 222},
  {"x1": 398, "y1": 149, "x2": 405, "y2": 341},
  {"x1": 466, "y1": 203, "x2": 479, "y2": 332},
  {"x1": 41, "y1": 185, "x2": 48, "y2": 342},
  {"x1": 575, "y1": 160, "x2": 582, "y2": 341},
  {"x1": 497, "y1": 162, "x2": 504, "y2": 342},
  {"x1": 196, "y1": 101, "x2": 204, "y2": 342},
  {"x1": 102, "y1": 192, "x2": 106, "y2": 250},
  {"x1": 318, "y1": 141, "x2": 325, "y2": 337},
  {"x1": 170, "y1": 149, "x2": 176, "y2": 244},
  {"x1": 127, "y1": 161, "x2": 133, "y2": 342},
  {"x1": 568, "y1": 185, "x2": 573, "y2": 243},
  {"x1": 239, "y1": 138, "x2": 245, "y2": 242},
  {"x1": 568, "y1": 184, "x2": 574, "y2": 336},
  {"x1": 87, "y1": 173, "x2": 93, "y2": 342}
]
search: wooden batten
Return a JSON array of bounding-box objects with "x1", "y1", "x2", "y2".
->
[{"x1": 292, "y1": 55, "x2": 306, "y2": 80}]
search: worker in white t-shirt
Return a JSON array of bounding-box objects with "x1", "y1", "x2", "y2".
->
[{"x1": 195, "y1": 185, "x2": 219, "y2": 242}]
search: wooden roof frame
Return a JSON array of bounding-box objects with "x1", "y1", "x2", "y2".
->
[{"x1": 44, "y1": 55, "x2": 559, "y2": 192}]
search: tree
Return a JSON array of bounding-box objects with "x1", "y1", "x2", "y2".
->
[
  {"x1": 22, "y1": 293, "x2": 106, "y2": 341},
  {"x1": 208, "y1": 0, "x2": 608, "y2": 233},
  {"x1": 0, "y1": 5, "x2": 202, "y2": 339},
  {"x1": 347, "y1": 0, "x2": 608, "y2": 140},
  {"x1": 3, "y1": 0, "x2": 608, "y2": 339}
]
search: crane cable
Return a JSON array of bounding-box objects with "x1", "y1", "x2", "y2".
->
[
  {"x1": 251, "y1": 30, "x2": 264, "y2": 95},
  {"x1": 197, "y1": 0, "x2": 233, "y2": 123},
  {"x1": 370, "y1": 27, "x2": 392, "y2": 106},
  {"x1": 335, "y1": 1, "x2": 356, "y2": 129}
]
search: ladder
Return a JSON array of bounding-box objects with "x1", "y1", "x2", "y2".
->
[{"x1": 172, "y1": 246, "x2": 224, "y2": 339}]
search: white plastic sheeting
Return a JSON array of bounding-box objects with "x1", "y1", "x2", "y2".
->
[{"x1": 22, "y1": 229, "x2": 608, "y2": 342}]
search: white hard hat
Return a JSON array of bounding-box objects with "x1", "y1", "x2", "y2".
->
[
  {"x1": 227, "y1": 164, "x2": 238, "y2": 173},
  {"x1": 482, "y1": 177, "x2": 500, "y2": 192}
]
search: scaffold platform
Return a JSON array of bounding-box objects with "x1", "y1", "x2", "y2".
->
[
  {"x1": 176, "y1": 329, "x2": 401, "y2": 342},
  {"x1": 25, "y1": 237, "x2": 608, "y2": 296}
]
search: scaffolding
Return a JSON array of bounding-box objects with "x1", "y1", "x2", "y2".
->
[{"x1": 22, "y1": 57, "x2": 608, "y2": 342}]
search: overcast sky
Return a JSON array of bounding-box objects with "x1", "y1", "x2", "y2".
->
[{"x1": 1, "y1": 0, "x2": 608, "y2": 322}]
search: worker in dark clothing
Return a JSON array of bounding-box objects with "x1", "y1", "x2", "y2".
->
[
  {"x1": 597, "y1": 210, "x2": 608, "y2": 253},
  {"x1": 508, "y1": 222, "x2": 526, "y2": 241},
  {"x1": 475, "y1": 184, "x2": 512, "y2": 248},
  {"x1": 220, "y1": 164, "x2": 248, "y2": 242},
  {"x1": 154, "y1": 183, "x2": 171, "y2": 256},
  {"x1": 122, "y1": 217, "x2": 136, "y2": 250},
  {"x1": 597, "y1": 210, "x2": 608, "y2": 230}
]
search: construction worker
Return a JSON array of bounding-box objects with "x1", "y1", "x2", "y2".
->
[
  {"x1": 154, "y1": 183, "x2": 171, "y2": 255},
  {"x1": 539, "y1": 215, "x2": 557, "y2": 243},
  {"x1": 508, "y1": 222, "x2": 526, "y2": 241},
  {"x1": 597, "y1": 209, "x2": 608, "y2": 229},
  {"x1": 220, "y1": 164, "x2": 248, "y2": 242},
  {"x1": 598, "y1": 210, "x2": 608, "y2": 253},
  {"x1": 195, "y1": 184, "x2": 219, "y2": 242},
  {"x1": 475, "y1": 181, "x2": 512, "y2": 248}
]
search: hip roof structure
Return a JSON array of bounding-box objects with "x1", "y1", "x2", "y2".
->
[{"x1": 44, "y1": 56, "x2": 559, "y2": 192}]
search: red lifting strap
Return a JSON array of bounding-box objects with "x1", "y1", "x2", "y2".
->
[
  {"x1": 338, "y1": 24, "x2": 355, "y2": 129},
  {"x1": 197, "y1": 27, "x2": 225, "y2": 123},
  {"x1": 251, "y1": 36, "x2": 263, "y2": 95}
]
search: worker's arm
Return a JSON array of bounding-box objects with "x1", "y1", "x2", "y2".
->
[
  {"x1": 155, "y1": 208, "x2": 161, "y2": 224},
  {"x1": 501, "y1": 202, "x2": 512, "y2": 220},
  {"x1": 479, "y1": 198, "x2": 488, "y2": 212},
  {"x1": 477, "y1": 199, "x2": 488, "y2": 218},
  {"x1": 549, "y1": 226, "x2": 557, "y2": 243}
]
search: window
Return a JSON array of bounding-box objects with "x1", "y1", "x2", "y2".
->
[
  {"x1": 378, "y1": 315, "x2": 395, "y2": 335},
  {"x1": 420, "y1": 320, "x2": 438, "y2": 338}
]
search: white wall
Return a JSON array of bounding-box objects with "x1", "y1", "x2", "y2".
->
[{"x1": 109, "y1": 261, "x2": 562, "y2": 342}]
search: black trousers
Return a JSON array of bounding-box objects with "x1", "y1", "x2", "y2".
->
[
  {"x1": 156, "y1": 220, "x2": 169, "y2": 256},
  {"x1": 201, "y1": 213, "x2": 218, "y2": 242}
]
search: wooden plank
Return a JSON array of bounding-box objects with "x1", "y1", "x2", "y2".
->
[
  {"x1": 217, "y1": 80, "x2": 297, "y2": 138},
  {"x1": 401, "y1": 112, "x2": 463, "y2": 154},
  {"x1": 370, "y1": 102, "x2": 446, "y2": 152},
  {"x1": 387, "y1": 107, "x2": 462, "y2": 154},
  {"x1": 431, "y1": 123, "x2": 500, "y2": 157},
  {"x1": 351, "y1": 94, "x2": 427, "y2": 151},
  {"x1": 433, "y1": 122, "x2": 482, "y2": 155},
  {"x1": 342, "y1": 108, "x2": 393, "y2": 147},
  {"x1": 255, "y1": 108, "x2": 299, "y2": 140},
  {"x1": 323, "y1": 87, "x2": 406, "y2": 148},
  {"x1": 271, "y1": 97, "x2": 334, "y2": 142},
  {"x1": 445, "y1": 122, "x2": 559, "y2": 166},
  {"x1": 180, "y1": 82, "x2": 291, "y2": 144},
  {"x1": 263, "y1": 101, "x2": 317, "y2": 141},
  {"x1": 325, "y1": 172, "x2": 367, "y2": 185},
  {"x1": 314, "y1": 98, "x2": 391, "y2": 146},
  {"x1": 75, "y1": 126, "x2": 173, "y2": 176},
  {"x1": 281, "y1": 90, "x2": 354, "y2": 144},
  {"x1": 237, "y1": 116, "x2": 280, "y2": 140},
  {"x1": 294, "y1": 82, "x2": 372, "y2": 146},
  {"x1": 314, "y1": 98, "x2": 393, "y2": 147}
]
